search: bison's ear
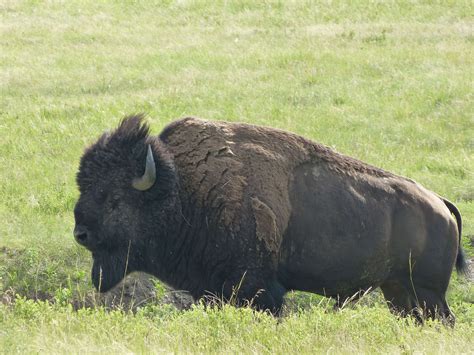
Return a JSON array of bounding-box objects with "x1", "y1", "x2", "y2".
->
[{"x1": 132, "y1": 145, "x2": 156, "y2": 191}]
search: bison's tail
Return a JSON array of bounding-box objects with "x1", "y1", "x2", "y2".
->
[{"x1": 442, "y1": 198, "x2": 469, "y2": 276}]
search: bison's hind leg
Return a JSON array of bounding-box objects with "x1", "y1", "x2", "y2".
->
[
  {"x1": 380, "y1": 280, "x2": 455, "y2": 326},
  {"x1": 414, "y1": 286, "x2": 455, "y2": 326}
]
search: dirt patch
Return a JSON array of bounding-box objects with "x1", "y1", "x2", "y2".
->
[
  {"x1": 1, "y1": 245, "x2": 194, "y2": 311},
  {"x1": 1, "y1": 271, "x2": 194, "y2": 311}
]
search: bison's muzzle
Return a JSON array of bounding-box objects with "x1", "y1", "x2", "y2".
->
[{"x1": 73, "y1": 224, "x2": 89, "y2": 246}]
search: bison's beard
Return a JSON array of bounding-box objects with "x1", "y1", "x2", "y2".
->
[{"x1": 91, "y1": 250, "x2": 130, "y2": 292}]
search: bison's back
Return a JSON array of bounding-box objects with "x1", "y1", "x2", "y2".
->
[
  {"x1": 160, "y1": 117, "x2": 396, "y2": 230},
  {"x1": 160, "y1": 118, "x2": 315, "y2": 239}
]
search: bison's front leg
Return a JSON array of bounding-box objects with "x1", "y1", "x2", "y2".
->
[
  {"x1": 218, "y1": 271, "x2": 287, "y2": 315},
  {"x1": 234, "y1": 198, "x2": 287, "y2": 314},
  {"x1": 203, "y1": 269, "x2": 287, "y2": 316}
]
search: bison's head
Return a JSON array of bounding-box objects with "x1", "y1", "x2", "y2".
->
[{"x1": 74, "y1": 115, "x2": 179, "y2": 292}]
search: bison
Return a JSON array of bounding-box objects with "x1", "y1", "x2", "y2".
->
[{"x1": 74, "y1": 115, "x2": 467, "y2": 323}]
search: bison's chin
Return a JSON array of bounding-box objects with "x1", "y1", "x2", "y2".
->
[{"x1": 91, "y1": 253, "x2": 129, "y2": 293}]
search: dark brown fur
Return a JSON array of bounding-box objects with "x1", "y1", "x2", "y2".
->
[{"x1": 74, "y1": 115, "x2": 467, "y2": 324}]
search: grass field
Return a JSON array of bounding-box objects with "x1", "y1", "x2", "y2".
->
[{"x1": 1, "y1": 1, "x2": 473, "y2": 353}]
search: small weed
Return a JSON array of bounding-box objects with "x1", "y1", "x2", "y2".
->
[
  {"x1": 152, "y1": 279, "x2": 167, "y2": 301},
  {"x1": 363, "y1": 29, "x2": 388, "y2": 44},
  {"x1": 54, "y1": 287, "x2": 73, "y2": 307}
]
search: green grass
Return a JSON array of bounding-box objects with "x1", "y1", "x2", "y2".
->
[
  {"x1": 2, "y1": 300, "x2": 474, "y2": 353},
  {"x1": 1, "y1": 0, "x2": 473, "y2": 353}
]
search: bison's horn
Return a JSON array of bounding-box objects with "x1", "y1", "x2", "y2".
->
[{"x1": 132, "y1": 145, "x2": 156, "y2": 191}]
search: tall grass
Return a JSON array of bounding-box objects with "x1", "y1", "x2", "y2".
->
[{"x1": 2, "y1": 300, "x2": 474, "y2": 353}]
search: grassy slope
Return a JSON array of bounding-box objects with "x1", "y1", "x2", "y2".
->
[{"x1": 1, "y1": 0, "x2": 473, "y2": 352}]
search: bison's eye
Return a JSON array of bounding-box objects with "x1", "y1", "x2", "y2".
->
[
  {"x1": 110, "y1": 194, "x2": 121, "y2": 209},
  {"x1": 94, "y1": 187, "x2": 107, "y2": 203}
]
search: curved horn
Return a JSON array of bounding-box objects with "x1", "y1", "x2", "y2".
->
[{"x1": 132, "y1": 145, "x2": 156, "y2": 191}]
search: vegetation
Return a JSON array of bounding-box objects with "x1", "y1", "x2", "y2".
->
[{"x1": 1, "y1": 0, "x2": 472, "y2": 353}]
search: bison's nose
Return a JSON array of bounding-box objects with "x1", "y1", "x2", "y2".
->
[{"x1": 74, "y1": 225, "x2": 89, "y2": 245}]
